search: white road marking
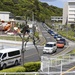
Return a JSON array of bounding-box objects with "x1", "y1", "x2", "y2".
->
[{"x1": 46, "y1": 37, "x2": 50, "y2": 38}]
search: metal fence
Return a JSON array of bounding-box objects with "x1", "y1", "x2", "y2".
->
[{"x1": 41, "y1": 54, "x2": 75, "y2": 74}]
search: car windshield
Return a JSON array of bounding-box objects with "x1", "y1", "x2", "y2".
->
[
  {"x1": 45, "y1": 44, "x2": 53, "y2": 47},
  {"x1": 0, "y1": 53, "x2": 2, "y2": 58}
]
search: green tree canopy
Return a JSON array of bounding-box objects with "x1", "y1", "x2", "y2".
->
[{"x1": 0, "y1": 0, "x2": 62, "y2": 21}]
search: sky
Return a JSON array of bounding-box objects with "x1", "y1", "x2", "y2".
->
[{"x1": 39, "y1": 0, "x2": 69, "y2": 8}]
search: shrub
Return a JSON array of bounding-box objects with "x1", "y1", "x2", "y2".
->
[
  {"x1": 0, "y1": 66, "x2": 26, "y2": 72},
  {"x1": 24, "y1": 62, "x2": 40, "y2": 72}
]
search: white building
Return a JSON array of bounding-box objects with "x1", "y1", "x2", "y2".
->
[
  {"x1": 63, "y1": 0, "x2": 75, "y2": 25},
  {"x1": 51, "y1": 16, "x2": 63, "y2": 22},
  {"x1": 0, "y1": 11, "x2": 14, "y2": 21}
]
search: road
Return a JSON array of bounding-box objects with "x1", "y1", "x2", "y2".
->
[
  {"x1": 0, "y1": 22, "x2": 67, "y2": 63},
  {"x1": 40, "y1": 23, "x2": 75, "y2": 74}
]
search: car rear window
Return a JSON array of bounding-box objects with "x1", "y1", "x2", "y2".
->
[
  {"x1": 57, "y1": 41, "x2": 64, "y2": 44},
  {"x1": 60, "y1": 39, "x2": 65, "y2": 41}
]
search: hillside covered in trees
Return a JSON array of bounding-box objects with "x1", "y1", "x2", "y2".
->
[{"x1": 0, "y1": 0, "x2": 62, "y2": 21}]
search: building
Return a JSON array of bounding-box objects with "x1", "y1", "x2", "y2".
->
[
  {"x1": 51, "y1": 16, "x2": 63, "y2": 22},
  {"x1": 63, "y1": 0, "x2": 75, "y2": 25},
  {"x1": 0, "y1": 11, "x2": 14, "y2": 21}
]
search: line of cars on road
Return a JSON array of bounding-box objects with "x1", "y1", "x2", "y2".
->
[
  {"x1": 43, "y1": 29, "x2": 66, "y2": 54},
  {"x1": 48, "y1": 29, "x2": 66, "y2": 48}
]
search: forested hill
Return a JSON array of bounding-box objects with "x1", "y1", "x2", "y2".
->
[{"x1": 0, "y1": 0, "x2": 62, "y2": 21}]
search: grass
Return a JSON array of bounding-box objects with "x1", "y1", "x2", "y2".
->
[
  {"x1": 68, "y1": 49, "x2": 75, "y2": 54},
  {"x1": 0, "y1": 35, "x2": 22, "y2": 41},
  {"x1": 0, "y1": 31, "x2": 39, "y2": 42}
]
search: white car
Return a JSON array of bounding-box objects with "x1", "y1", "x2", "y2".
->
[
  {"x1": 43, "y1": 42, "x2": 57, "y2": 54},
  {"x1": 56, "y1": 35, "x2": 62, "y2": 41}
]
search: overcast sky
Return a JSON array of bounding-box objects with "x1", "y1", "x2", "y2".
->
[{"x1": 39, "y1": 0, "x2": 69, "y2": 8}]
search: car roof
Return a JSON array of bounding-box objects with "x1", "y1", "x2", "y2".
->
[
  {"x1": 0, "y1": 48, "x2": 20, "y2": 53},
  {"x1": 46, "y1": 42, "x2": 56, "y2": 44}
]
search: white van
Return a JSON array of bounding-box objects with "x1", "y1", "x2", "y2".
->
[
  {"x1": 43, "y1": 42, "x2": 57, "y2": 54},
  {"x1": 0, "y1": 48, "x2": 21, "y2": 69}
]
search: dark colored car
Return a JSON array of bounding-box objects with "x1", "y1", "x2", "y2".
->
[
  {"x1": 58, "y1": 38, "x2": 66, "y2": 45},
  {"x1": 54, "y1": 34, "x2": 58, "y2": 39},
  {"x1": 48, "y1": 29, "x2": 54, "y2": 35},
  {"x1": 48, "y1": 29, "x2": 53, "y2": 34}
]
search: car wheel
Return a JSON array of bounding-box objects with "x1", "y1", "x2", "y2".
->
[
  {"x1": 3, "y1": 64, "x2": 6, "y2": 69},
  {"x1": 15, "y1": 60, "x2": 18, "y2": 66},
  {"x1": 54, "y1": 49, "x2": 57, "y2": 53}
]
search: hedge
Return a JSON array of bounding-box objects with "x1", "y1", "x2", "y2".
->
[
  {"x1": 23, "y1": 62, "x2": 40, "y2": 72},
  {"x1": 0, "y1": 66, "x2": 26, "y2": 72},
  {"x1": 58, "y1": 31, "x2": 75, "y2": 41},
  {"x1": 0, "y1": 62, "x2": 41, "y2": 72}
]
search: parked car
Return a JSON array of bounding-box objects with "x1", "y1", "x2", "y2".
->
[
  {"x1": 58, "y1": 38, "x2": 66, "y2": 45},
  {"x1": 57, "y1": 41, "x2": 64, "y2": 48},
  {"x1": 43, "y1": 42, "x2": 57, "y2": 54}
]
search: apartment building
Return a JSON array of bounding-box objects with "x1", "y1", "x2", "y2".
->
[
  {"x1": 63, "y1": 0, "x2": 75, "y2": 25},
  {"x1": 51, "y1": 16, "x2": 63, "y2": 22}
]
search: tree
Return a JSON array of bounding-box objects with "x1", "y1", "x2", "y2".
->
[{"x1": 70, "y1": 24, "x2": 75, "y2": 31}]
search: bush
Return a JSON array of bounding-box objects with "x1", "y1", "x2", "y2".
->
[
  {"x1": 0, "y1": 66, "x2": 26, "y2": 72},
  {"x1": 35, "y1": 32, "x2": 39, "y2": 40},
  {"x1": 0, "y1": 62, "x2": 40, "y2": 74},
  {"x1": 24, "y1": 62, "x2": 40, "y2": 72}
]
